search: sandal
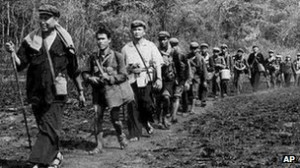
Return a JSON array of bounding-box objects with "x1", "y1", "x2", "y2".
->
[
  {"x1": 129, "y1": 137, "x2": 139, "y2": 142},
  {"x1": 48, "y1": 152, "x2": 63, "y2": 168},
  {"x1": 146, "y1": 122, "x2": 154, "y2": 135},
  {"x1": 88, "y1": 147, "x2": 105, "y2": 155}
]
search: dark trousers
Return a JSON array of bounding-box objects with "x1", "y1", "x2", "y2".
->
[
  {"x1": 199, "y1": 82, "x2": 208, "y2": 102},
  {"x1": 283, "y1": 73, "x2": 292, "y2": 87},
  {"x1": 127, "y1": 100, "x2": 142, "y2": 139},
  {"x1": 129, "y1": 82, "x2": 154, "y2": 132},
  {"x1": 250, "y1": 71, "x2": 261, "y2": 92},
  {"x1": 181, "y1": 90, "x2": 189, "y2": 112},
  {"x1": 29, "y1": 102, "x2": 64, "y2": 165}
]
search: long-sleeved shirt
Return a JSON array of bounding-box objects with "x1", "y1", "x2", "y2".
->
[
  {"x1": 187, "y1": 52, "x2": 208, "y2": 83},
  {"x1": 17, "y1": 33, "x2": 80, "y2": 105},
  {"x1": 247, "y1": 52, "x2": 265, "y2": 72}
]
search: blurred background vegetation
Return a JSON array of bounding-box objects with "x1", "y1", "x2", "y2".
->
[{"x1": 1, "y1": 0, "x2": 300, "y2": 59}]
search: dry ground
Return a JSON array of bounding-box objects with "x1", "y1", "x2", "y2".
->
[{"x1": 1, "y1": 81, "x2": 300, "y2": 168}]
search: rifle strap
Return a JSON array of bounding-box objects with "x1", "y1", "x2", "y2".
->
[{"x1": 133, "y1": 42, "x2": 154, "y2": 82}]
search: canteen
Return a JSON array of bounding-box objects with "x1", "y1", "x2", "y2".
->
[{"x1": 221, "y1": 69, "x2": 231, "y2": 80}]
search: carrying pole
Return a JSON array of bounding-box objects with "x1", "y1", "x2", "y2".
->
[{"x1": 10, "y1": 50, "x2": 32, "y2": 150}]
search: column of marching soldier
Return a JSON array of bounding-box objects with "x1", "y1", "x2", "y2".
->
[{"x1": 4, "y1": 4, "x2": 300, "y2": 168}]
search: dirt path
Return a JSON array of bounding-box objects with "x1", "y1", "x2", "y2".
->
[
  {"x1": 1, "y1": 86, "x2": 300, "y2": 168},
  {"x1": 63, "y1": 101, "x2": 212, "y2": 168}
]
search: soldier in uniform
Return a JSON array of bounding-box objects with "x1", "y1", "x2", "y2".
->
[
  {"x1": 82, "y1": 26, "x2": 132, "y2": 154},
  {"x1": 232, "y1": 48, "x2": 250, "y2": 94},
  {"x1": 219, "y1": 44, "x2": 233, "y2": 97},
  {"x1": 5, "y1": 4, "x2": 85, "y2": 168},
  {"x1": 281, "y1": 55, "x2": 294, "y2": 87},
  {"x1": 199, "y1": 43, "x2": 210, "y2": 106},
  {"x1": 293, "y1": 53, "x2": 300, "y2": 86},
  {"x1": 122, "y1": 20, "x2": 163, "y2": 138},
  {"x1": 186, "y1": 42, "x2": 208, "y2": 113},
  {"x1": 209, "y1": 47, "x2": 226, "y2": 98},
  {"x1": 275, "y1": 55, "x2": 283, "y2": 87},
  {"x1": 265, "y1": 50, "x2": 277, "y2": 88},
  {"x1": 157, "y1": 31, "x2": 187, "y2": 125},
  {"x1": 247, "y1": 45, "x2": 265, "y2": 92}
]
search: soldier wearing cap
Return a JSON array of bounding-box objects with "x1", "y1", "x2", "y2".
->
[
  {"x1": 265, "y1": 50, "x2": 277, "y2": 88},
  {"x1": 209, "y1": 47, "x2": 227, "y2": 98},
  {"x1": 185, "y1": 42, "x2": 208, "y2": 113},
  {"x1": 122, "y1": 20, "x2": 164, "y2": 139},
  {"x1": 293, "y1": 53, "x2": 300, "y2": 86},
  {"x1": 81, "y1": 25, "x2": 132, "y2": 154},
  {"x1": 156, "y1": 31, "x2": 187, "y2": 125},
  {"x1": 169, "y1": 38, "x2": 179, "y2": 47},
  {"x1": 247, "y1": 45, "x2": 265, "y2": 92},
  {"x1": 274, "y1": 55, "x2": 283, "y2": 87},
  {"x1": 219, "y1": 43, "x2": 233, "y2": 97},
  {"x1": 281, "y1": 55, "x2": 294, "y2": 87},
  {"x1": 232, "y1": 48, "x2": 250, "y2": 94},
  {"x1": 5, "y1": 4, "x2": 85, "y2": 168},
  {"x1": 198, "y1": 43, "x2": 210, "y2": 105}
]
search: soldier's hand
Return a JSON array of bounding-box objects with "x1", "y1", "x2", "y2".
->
[
  {"x1": 88, "y1": 76, "x2": 100, "y2": 84},
  {"x1": 203, "y1": 81, "x2": 208, "y2": 88},
  {"x1": 184, "y1": 81, "x2": 190, "y2": 91},
  {"x1": 5, "y1": 41, "x2": 15, "y2": 53},
  {"x1": 153, "y1": 79, "x2": 162, "y2": 91},
  {"x1": 132, "y1": 68, "x2": 142, "y2": 74},
  {"x1": 101, "y1": 73, "x2": 110, "y2": 81}
]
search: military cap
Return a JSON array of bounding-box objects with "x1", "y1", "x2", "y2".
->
[
  {"x1": 213, "y1": 47, "x2": 220, "y2": 52},
  {"x1": 286, "y1": 55, "x2": 291, "y2": 58},
  {"x1": 158, "y1": 31, "x2": 170, "y2": 38},
  {"x1": 252, "y1": 45, "x2": 259, "y2": 48},
  {"x1": 190, "y1": 42, "x2": 199, "y2": 48},
  {"x1": 221, "y1": 44, "x2": 228, "y2": 49},
  {"x1": 131, "y1": 20, "x2": 146, "y2": 29},
  {"x1": 237, "y1": 48, "x2": 244, "y2": 53},
  {"x1": 268, "y1": 50, "x2": 274, "y2": 53},
  {"x1": 38, "y1": 4, "x2": 60, "y2": 17},
  {"x1": 297, "y1": 53, "x2": 300, "y2": 56},
  {"x1": 169, "y1": 38, "x2": 179, "y2": 45},
  {"x1": 276, "y1": 55, "x2": 282, "y2": 58},
  {"x1": 200, "y1": 43, "x2": 209, "y2": 48}
]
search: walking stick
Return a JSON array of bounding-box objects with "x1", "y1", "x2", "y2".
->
[{"x1": 9, "y1": 49, "x2": 32, "y2": 150}]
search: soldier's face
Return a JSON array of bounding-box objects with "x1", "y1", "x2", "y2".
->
[
  {"x1": 237, "y1": 51, "x2": 243, "y2": 56},
  {"x1": 298, "y1": 56, "x2": 300, "y2": 60},
  {"x1": 131, "y1": 26, "x2": 145, "y2": 40},
  {"x1": 190, "y1": 47, "x2": 199, "y2": 54},
  {"x1": 253, "y1": 47, "x2": 259, "y2": 53},
  {"x1": 39, "y1": 14, "x2": 57, "y2": 32},
  {"x1": 269, "y1": 53, "x2": 274, "y2": 57},
  {"x1": 221, "y1": 47, "x2": 227, "y2": 53},
  {"x1": 96, "y1": 33, "x2": 111, "y2": 50},
  {"x1": 201, "y1": 47, "x2": 208, "y2": 54},
  {"x1": 159, "y1": 37, "x2": 169, "y2": 48}
]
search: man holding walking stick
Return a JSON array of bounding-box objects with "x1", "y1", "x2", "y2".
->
[{"x1": 5, "y1": 4, "x2": 85, "y2": 168}]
